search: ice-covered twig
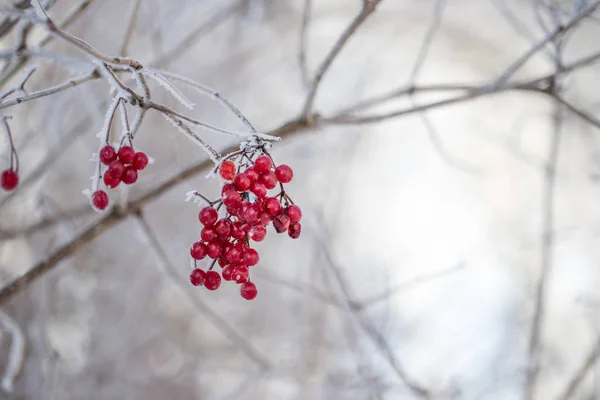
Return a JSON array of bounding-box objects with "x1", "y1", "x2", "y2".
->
[
  {"x1": 0, "y1": 309, "x2": 25, "y2": 393},
  {"x1": 142, "y1": 68, "x2": 195, "y2": 110},
  {"x1": 145, "y1": 68, "x2": 278, "y2": 140},
  {"x1": 162, "y1": 113, "x2": 220, "y2": 162}
]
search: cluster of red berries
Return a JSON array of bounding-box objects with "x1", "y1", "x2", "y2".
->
[
  {"x1": 0, "y1": 169, "x2": 18, "y2": 191},
  {"x1": 90, "y1": 144, "x2": 149, "y2": 211},
  {"x1": 188, "y1": 154, "x2": 301, "y2": 300}
]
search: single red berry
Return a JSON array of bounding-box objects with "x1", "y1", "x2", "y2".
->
[
  {"x1": 199, "y1": 207, "x2": 218, "y2": 226},
  {"x1": 201, "y1": 227, "x2": 218, "y2": 242},
  {"x1": 254, "y1": 156, "x2": 272, "y2": 173},
  {"x1": 132, "y1": 152, "x2": 149, "y2": 170},
  {"x1": 287, "y1": 205, "x2": 302, "y2": 222},
  {"x1": 230, "y1": 222, "x2": 246, "y2": 240},
  {"x1": 99, "y1": 145, "x2": 117, "y2": 165},
  {"x1": 121, "y1": 167, "x2": 138, "y2": 185},
  {"x1": 206, "y1": 241, "x2": 222, "y2": 259},
  {"x1": 259, "y1": 171, "x2": 278, "y2": 189},
  {"x1": 204, "y1": 270, "x2": 222, "y2": 290},
  {"x1": 118, "y1": 146, "x2": 135, "y2": 164},
  {"x1": 222, "y1": 190, "x2": 242, "y2": 209},
  {"x1": 219, "y1": 160, "x2": 236, "y2": 180},
  {"x1": 233, "y1": 266, "x2": 250, "y2": 284},
  {"x1": 214, "y1": 219, "x2": 232, "y2": 237},
  {"x1": 103, "y1": 171, "x2": 120, "y2": 189},
  {"x1": 243, "y1": 248, "x2": 259, "y2": 266},
  {"x1": 91, "y1": 190, "x2": 109, "y2": 210},
  {"x1": 108, "y1": 160, "x2": 125, "y2": 179},
  {"x1": 273, "y1": 214, "x2": 290, "y2": 233},
  {"x1": 250, "y1": 182, "x2": 267, "y2": 198},
  {"x1": 218, "y1": 257, "x2": 228, "y2": 268},
  {"x1": 243, "y1": 203, "x2": 261, "y2": 223},
  {"x1": 226, "y1": 245, "x2": 244, "y2": 264},
  {"x1": 222, "y1": 265, "x2": 234, "y2": 281},
  {"x1": 275, "y1": 164, "x2": 293, "y2": 183},
  {"x1": 248, "y1": 224, "x2": 267, "y2": 242},
  {"x1": 240, "y1": 282, "x2": 258, "y2": 300},
  {"x1": 259, "y1": 211, "x2": 272, "y2": 226},
  {"x1": 264, "y1": 197, "x2": 281, "y2": 215},
  {"x1": 190, "y1": 241, "x2": 208, "y2": 260},
  {"x1": 288, "y1": 222, "x2": 301, "y2": 239},
  {"x1": 233, "y1": 173, "x2": 251, "y2": 192},
  {"x1": 0, "y1": 169, "x2": 18, "y2": 191},
  {"x1": 189, "y1": 269, "x2": 206, "y2": 286},
  {"x1": 222, "y1": 183, "x2": 235, "y2": 195},
  {"x1": 245, "y1": 167, "x2": 259, "y2": 183}
]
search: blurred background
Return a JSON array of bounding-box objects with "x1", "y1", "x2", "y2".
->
[{"x1": 1, "y1": 0, "x2": 600, "y2": 399}]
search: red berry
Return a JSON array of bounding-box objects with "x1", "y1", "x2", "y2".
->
[
  {"x1": 222, "y1": 183, "x2": 235, "y2": 195},
  {"x1": 201, "y1": 227, "x2": 218, "y2": 242},
  {"x1": 264, "y1": 197, "x2": 281, "y2": 215},
  {"x1": 204, "y1": 270, "x2": 221, "y2": 290},
  {"x1": 121, "y1": 167, "x2": 138, "y2": 185},
  {"x1": 287, "y1": 205, "x2": 302, "y2": 222},
  {"x1": 273, "y1": 214, "x2": 290, "y2": 233},
  {"x1": 230, "y1": 223, "x2": 246, "y2": 240},
  {"x1": 132, "y1": 152, "x2": 149, "y2": 170},
  {"x1": 206, "y1": 241, "x2": 222, "y2": 259},
  {"x1": 219, "y1": 160, "x2": 236, "y2": 180},
  {"x1": 99, "y1": 145, "x2": 116, "y2": 165},
  {"x1": 189, "y1": 269, "x2": 206, "y2": 286},
  {"x1": 108, "y1": 160, "x2": 125, "y2": 179},
  {"x1": 0, "y1": 169, "x2": 18, "y2": 191},
  {"x1": 250, "y1": 182, "x2": 267, "y2": 198},
  {"x1": 103, "y1": 171, "x2": 120, "y2": 189},
  {"x1": 233, "y1": 173, "x2": 251, "y2": 192},
  {"x1": 199, "y1": 207, "x2": 218, "y2": 226},
  {"x1": 118, "y1": 146, "x2": 135, "y2": 164},
  {"x1": 259, "y1": 211, "x2": 272, "y2": 226},
  {"x1": 288, "y1": 222, "x2": 301, "y2": 239},
  {"x1": 243, "y1": 203, "x2": 261, "y2": 223},
  {"x1": 91, "y1": 190, "x2": 109, "y2": 210},
  {"x1": 245, "y1": 167, "x2": 259, "y2": 183},
  {"x1": 233, "y1": 266, "x2": 249, "y2": 284},
  {"x1": 243, "y1": 248, "x2": 259, "y2": 266},
  {"x1": 214, "y1": 219, "x2": 232, "y2": 237},
  {"x1": 222, "y1": 265, "x2": 234, "y2": 281},
  {"x1": 240, "y1": 282, "x2": 258, "y2": 300},
  {"x1": 218, "y1": 257, "x2": 228, "y2": 268},
  {"x1": 275, "y1": 164, "x2": 293, "y2": 183},
  {"x1": 226, "y1": 245, "x2": 244, "y2": 264},
  {"x1": 248, "y1": 224, "x2": 266, "y2": 242},
  {"x1": 222, "y1": 190, "x2": 242, "y2": 209},
  {"x1": 254, "y1": 156, "x2": 272, "y2": 173},
  {"x1": 259, "y1": 171, "x2": 278, "y2": 189},
  {"x1": 190, "y1": 241, "x2": 207, "y2": 260}
]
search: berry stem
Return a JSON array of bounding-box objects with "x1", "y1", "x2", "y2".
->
[{"x1": 0, "y1": 117, "x2": 18, "y2": 172}]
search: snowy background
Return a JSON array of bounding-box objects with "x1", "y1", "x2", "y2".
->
[{"x1": 1, "y1": 0, "x2": 600, "y2": 399}]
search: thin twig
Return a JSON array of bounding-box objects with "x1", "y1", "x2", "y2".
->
[
  {"x1": 119, "y1": 0, "x2": 142, "y2": 57},
  {"x1": 556, "y1": 334, "x2": 600, "y2": 400},
  {"x1": 301, "y1": 0, "x2": 383, "y2": 118},
  {"x1": 134, "y1": 211, "x2": 271, "y2": 370},
  {"x1": 298, "y1": 0, "x2": 312, "y2": 88}
]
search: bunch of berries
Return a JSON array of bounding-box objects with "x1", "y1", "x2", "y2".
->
[
  {"x1": 188, "y1": 153, "x2": 301, "y2": 301},
  {"x1": 90, "y1": 144, "x2": 149, "y2": 211}
]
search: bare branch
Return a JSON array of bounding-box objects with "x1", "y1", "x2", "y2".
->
[
  {"x1": 301, "y1": 0, "x2": 383, "y2": 118},
  {"x1": 134, "y1": 211, "x2": 272, "y2": 370},
  {"x1": 493, "y1": 1, "x2": 600, "y2": 87},
  {"x1": 298, "y1": 0, "x2": 312, "y2": 88},
  {"x1": 556, "y1": 334, "x2": 600, "y2": 400}
]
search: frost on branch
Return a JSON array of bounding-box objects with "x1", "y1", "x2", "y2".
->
[{"x1": 187, "y1": 136, "x2": 301, "y2": 301}]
